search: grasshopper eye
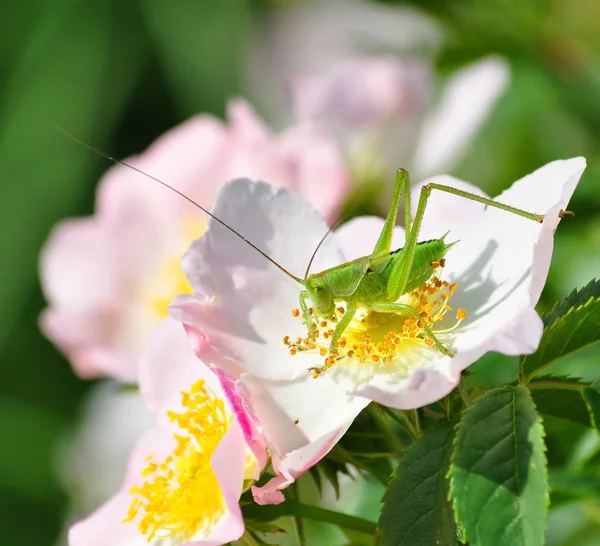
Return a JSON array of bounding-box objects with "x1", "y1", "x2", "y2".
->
[{"x1": 314, "y1": 285, "x2": 324, "y2": 293}]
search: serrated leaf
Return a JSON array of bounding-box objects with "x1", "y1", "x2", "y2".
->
[
  {"x1": 543, "y1": 278, "x2": 600, "y2": 327},
  {"x1": 520, "y1": 287, "x2": 600, "y2": 381},
  {"x1": 527, "y1": 375, "x2": 600, "y2": 429},
  {"x1": 449, "y1": 386, "x2": 547, "y2": 546},
  {"x1": 379, "y1": 423, "x2": 456, "y2": 546}
]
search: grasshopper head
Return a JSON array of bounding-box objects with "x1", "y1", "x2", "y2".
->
[{"x1": 305, "y1": 276, "x2": 335, "y2": 316}]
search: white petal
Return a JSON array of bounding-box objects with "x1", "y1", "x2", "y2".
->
[
  {"x1": 353, "y1": 358, "x2": 457, "y2": 409},
  {"x1": 355, "y1": 159, "x2": 584, "y2": 407},
  {"x1": 420, "y1": 160, "x2": 585, "y2": 363},
  {"x1": 494, "y1": 158, "x2": 586, "y2": 302},
  {"x1": 412, "y1": 56, "x2": 510, "y2": 178},
  {"x1": 410, "y1": 175, "x2": 490, "y2": 242},
  {"x1": 172, "y1": 180, "x2": 345, "y2": 380},
  {"x1": 238, "y1": 372, "x2": 368, "y2": 457},
  {"x1": 334, "y1": 216, "x2": 406, "y2": 261}
]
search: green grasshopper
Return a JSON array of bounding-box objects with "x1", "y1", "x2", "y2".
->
[
  {"x1": 60, "y1": 129, "x2": 570, "y2": 368},
  {"x1": 287, "y1": 169, "x2": 570, "y2": 366}
]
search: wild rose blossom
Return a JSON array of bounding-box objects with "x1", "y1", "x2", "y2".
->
[
  {"x1": 248, "y1": 0, "x2": 506, "y2": 183},
  {"x1": 69, "y1": 317, "x2": 261, "y2": 545},
  {"x1": 247, "y1": 0, "x2": 441, "y2": 120},
  {"x1": 170, "y1": 157, "x2": 585, "y2": 500},
  {"x1": 290, "y1": 55, "x2": 510, "y2": 183},
  {"x1": 39, "y1": 100, "x2": 348, "y2": 382}
]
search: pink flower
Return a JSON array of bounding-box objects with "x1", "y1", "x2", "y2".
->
[
  {"x1": 69, "y1": 317, "x2": 260, "y2": 545},
  {"x1": 290, "y1": 56, "x2": 510, "y2": 182},
  {"x1": 247, "y1": 0, "x2": 506, "y2": 181},
  {"x1": 247, "y1": 0, "x2": 441, "y2": 119},
  {"x1": 170, "y1": 158, "x2": 585, "y2": 501},
  {"x1": 40, "y1": 100, "x2": 348, "y2": 382}
]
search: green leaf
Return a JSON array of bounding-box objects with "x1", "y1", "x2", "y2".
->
[
  {"x1": 527, "y1": 375, "x2": 600, "y2": 429},
  {"x1": 520, "y1": 280, "x2": 600, "y2": 381},
  {"x1": 449, "y1": 386, "x2": 548, "y2": 546},
  {"x1": 379, "y1": 423, "x2": 456, "y2": 546},
  {"x1": 543, "y1": 278, "x2": 600, "y2": 327}
]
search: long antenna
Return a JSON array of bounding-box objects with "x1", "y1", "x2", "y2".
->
[
  {"x1": 304, "y1": 182, "x2": 375, "y2": 280},
  {"x1": 55, "y1": 125, "x2": 302, "y2": 284},
  {"x1": 303, "y1": 216, "x2": 345, "y2": 281}
]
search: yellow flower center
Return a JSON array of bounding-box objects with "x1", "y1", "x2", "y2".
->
[
  {"x1": 144, "y1": 219, "x2": 206, "y2": 318},
  {"x1": 285, "y1": 264, "x2": 467, "y2": 377},
  {"x1": 124, "y1": 379, "x2": 230, "y2": 542}
]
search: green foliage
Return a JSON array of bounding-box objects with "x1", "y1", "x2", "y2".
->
[
  {"x1": 528, "y1": 375, "x2": 600, "y2": 429},
  {"x1": 543, "y1": 278, "x2": 600, "y2": 327},
  {"x1": 449, "y1": 386, "x2": 547, "y2": 546},
  {"x1": 379, "y1": 423, "x2": 456, "y2": 546},
  {"x1": 520, "y1": 279, "x2": 600, "y2": 381}
]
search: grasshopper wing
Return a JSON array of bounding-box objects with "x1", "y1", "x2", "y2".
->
[{"x1": 322, "y1": 250, "x2": 389, "y2": 297}]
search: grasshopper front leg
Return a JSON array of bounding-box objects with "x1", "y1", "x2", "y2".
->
[
  {"x1": 299, "y1": 290, "x2": 316, "y2": 340},
  {"x1": 329, "y1": 299, "x2": 358, "y2": 353}
]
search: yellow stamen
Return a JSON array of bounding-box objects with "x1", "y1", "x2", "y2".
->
[
  {"x1": 285, "y1": 271, "x2": 467, "y2": 376},
  {"x1": 124, "y1": 380, "x2": 229, "y2": 542}
]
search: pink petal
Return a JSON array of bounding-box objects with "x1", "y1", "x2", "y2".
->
[
  {"x1": 138, "y1": 317, "x2": 224, "y2": 427},
  {"x1": 69, "y1": 488, "x2": 143, "y2": 546}
]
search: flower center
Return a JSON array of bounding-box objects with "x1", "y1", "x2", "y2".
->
[
  {"x1": 144, "y1": 218, "x2": 206, "y2": 318},
  {"x1": 284, "y1": 265, "x2": 466, "y2": 377},
  {"x1": 124, "y1": 379, "x2": 229, "y2": 542}
]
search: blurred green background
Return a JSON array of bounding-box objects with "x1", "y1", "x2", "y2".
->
[{"x1": 2, "y1": 0, "x2": 600, "y2": 544}]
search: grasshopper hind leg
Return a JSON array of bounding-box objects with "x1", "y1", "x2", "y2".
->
[{"x1": 369, "y1": 302, "x2": 455, "y2": 357}]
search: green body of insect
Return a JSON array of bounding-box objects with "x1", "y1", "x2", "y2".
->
[{"x1": 296, "y1": 169, "x2": 559, "y2": 358}]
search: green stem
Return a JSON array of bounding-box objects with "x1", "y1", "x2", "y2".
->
[
  {"x1": 288, "y1": 483, "x2": 306, "y2": 545},
  {"x1": 368, "y1": 405, "x2": 406, "y2": 454},
  {"x1": 399, "y1": 410, "x2": 419, "y2": 439},
  {"x1": 243, "y1": 501, "x2": 377, "y2": 535},
  {"x1": 413, "y1": 409, "x2": 421, "y2": 436},
  {"x1": 458, "y1": 377, "x2": 470, "y2": 407}
]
